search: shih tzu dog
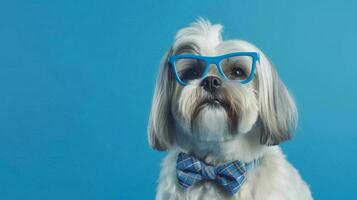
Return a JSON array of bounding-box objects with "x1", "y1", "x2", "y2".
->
[{"x1": 148, "y1": 19, "x2": 312, "y2": 200}]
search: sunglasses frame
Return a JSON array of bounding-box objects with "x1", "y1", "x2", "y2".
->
[{"x1": 169, "y1": 52, "x2": 260, "y2": 86}]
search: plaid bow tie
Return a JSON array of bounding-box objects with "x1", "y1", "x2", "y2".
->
[{"x1": 176, "y1": 152, "x2": 259, "y2": 196}]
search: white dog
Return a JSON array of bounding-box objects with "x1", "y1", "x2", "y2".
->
[{"x1": 148, "y1": 19, "x2": 312, "y2": 200}]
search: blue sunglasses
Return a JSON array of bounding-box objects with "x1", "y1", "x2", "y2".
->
[{"x1": 169, "y1": 52, "x2": 260, "y2": 86}]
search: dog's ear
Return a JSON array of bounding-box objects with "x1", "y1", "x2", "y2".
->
[
  {"x1": 257, "y1": 54, "x2": 298, "y2": 145},
  {"x1": 147, "y1": 48, "x2": 176, "y2": 151}
]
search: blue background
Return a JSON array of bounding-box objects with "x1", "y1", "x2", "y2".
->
[{"x1": 0, "y1": 0, "x2": 356, "y2": 199}]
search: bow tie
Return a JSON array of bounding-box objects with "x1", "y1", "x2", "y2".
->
[{"x1": 176, "y1": 152, "x2": 259, "y2": 196}]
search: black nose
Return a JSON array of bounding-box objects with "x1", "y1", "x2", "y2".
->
[{"x1": 201, "y1": 76, "x2": 222, "y2": 92}]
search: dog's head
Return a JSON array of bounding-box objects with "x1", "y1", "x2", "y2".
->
[{"x1": 148, "y1": 19, "x2": 297, "y2": 151}]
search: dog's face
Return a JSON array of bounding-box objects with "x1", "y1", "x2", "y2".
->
[
  {"x1": 148, "y1": 19, "x2": 298, "y2": 151},
  {"x1": 170, "y1": 51, "x2": 259, "y2": 143}
]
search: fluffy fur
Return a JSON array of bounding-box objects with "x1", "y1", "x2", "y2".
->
[{"x1": 148, "y1": 19, "x2": 312, "y2": 200}]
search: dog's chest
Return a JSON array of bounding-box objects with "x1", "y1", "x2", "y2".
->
[{"x1": 183, "y1": 181, "x2": 254, "y2": 200}]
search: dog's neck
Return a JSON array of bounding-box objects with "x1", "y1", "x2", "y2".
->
[{"x1": 175, "y1": 124, "x2": 268, "y2": 165}]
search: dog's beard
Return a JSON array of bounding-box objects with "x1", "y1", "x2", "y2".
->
[
  {"x1": 173, "y1": 82, "x2": 258, "y2": 142},
  {"x1": 191, "y1": 105, "x2": 231, "y2": 141},
  {"x1": 191, "y1": 89, "x2": 239, "y2": 134}
]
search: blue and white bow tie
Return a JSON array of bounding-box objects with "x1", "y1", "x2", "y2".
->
[{"x1": 176, "y1": 152, "x2": 259, "y2": 196}]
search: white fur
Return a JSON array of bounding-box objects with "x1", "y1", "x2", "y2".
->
[
  {"x1": 195, "y1": 106, "x2": 229, "y2": 141},
  {"x1": 156, "y1": 147, "x2": 312, "y2": 200},
  {"x1": 148, "y1": 19, "x2": 312, "y2": 200}
]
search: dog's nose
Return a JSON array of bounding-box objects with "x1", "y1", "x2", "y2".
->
[{"x1": 201, "y1": 76, "x2": 222, "y2": 92}]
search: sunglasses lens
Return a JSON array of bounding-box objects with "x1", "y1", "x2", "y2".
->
[
  {"x1": 174, "y1": 58, "x2": 206, "y2": 84},
  {"x1": 220, "y1": 56, "x2": 253, "y2": 81}
]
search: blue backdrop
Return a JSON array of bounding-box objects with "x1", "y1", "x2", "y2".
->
[{"x1": 0, "y1": 0, "x2": 356, "y2": 199}]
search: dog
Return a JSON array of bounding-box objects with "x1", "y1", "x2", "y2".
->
[{"x1": 148, "y1": 19, "x2": 312, "y2": 200}]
